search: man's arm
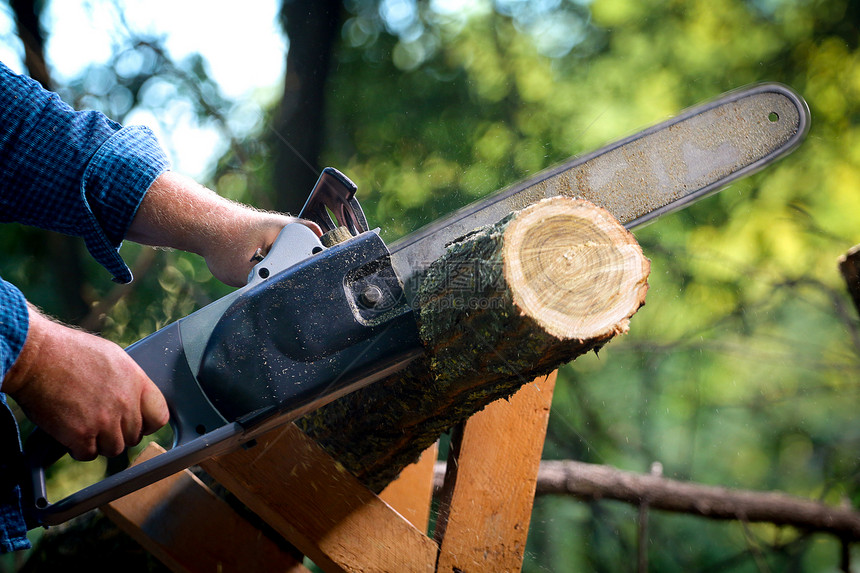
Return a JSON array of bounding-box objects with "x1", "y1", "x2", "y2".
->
[{"x1": 127, "y1": 171, "x2": 321, "y2": 287}]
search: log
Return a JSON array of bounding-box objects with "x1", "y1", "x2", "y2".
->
[{"x1": 298, "y1": 196, "x2": 650, "y2": 491}]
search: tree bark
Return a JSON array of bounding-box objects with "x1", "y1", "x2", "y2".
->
[{"x1": 298, "y1": 196, "x2": 650, "y2": 491}]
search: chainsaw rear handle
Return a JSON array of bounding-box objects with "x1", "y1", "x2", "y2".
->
[
  {"x1": 21, "y1": 428, "x2": 66, "y2": 519},
  {"x1": 299, "y1": 167, "x2": 369, "y2": 235}
]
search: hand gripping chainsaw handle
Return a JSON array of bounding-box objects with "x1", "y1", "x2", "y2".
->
[{"x1": 20, "y1": 167, "x2": 384, "y2": 526}]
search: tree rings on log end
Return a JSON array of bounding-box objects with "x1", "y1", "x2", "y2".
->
[{"x1": 503, "y1": 197, "x2": 650, "y2": 341}]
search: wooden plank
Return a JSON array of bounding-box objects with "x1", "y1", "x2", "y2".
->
[
  {"x1": 200, "y1": 424, "x2": 438, "y2": 573},
  {"x1": 379, "y1": 442, "x2": 438, "y2": 533},
  {"x1": 102, "y1": 443, "x2": 307, "y2": 573},
  {"x1": 436, "y1": 371, "x2": 558, "y2": 573}
]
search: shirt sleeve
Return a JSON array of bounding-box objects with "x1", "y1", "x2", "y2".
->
[
  {"x1": 0, "y1": 280, "x2": 29, "y2": 552},
  {"x1": 0, "y1": 61, "x2": 171, "y2": 283},
  {"x1": 0, "y1": 278, "x2": 27, "y2": 383}
]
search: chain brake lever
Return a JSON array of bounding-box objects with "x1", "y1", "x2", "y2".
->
[{"x1": 298, "y1": 167, "x2": 368, "y2": 236}]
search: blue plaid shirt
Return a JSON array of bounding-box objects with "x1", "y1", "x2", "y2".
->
[{"x1": 0, "y1": 61, "x2": 170, "y2": 551}]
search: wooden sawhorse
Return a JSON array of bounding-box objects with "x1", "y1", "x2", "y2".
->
[{"x1": 103, "y1": 371, "x2": 557, "y2": 572}]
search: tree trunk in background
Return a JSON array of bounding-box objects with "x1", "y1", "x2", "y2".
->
[
  {"x1": 10, "y1": 0, "x2": 90, "y2": 324},
  {"x1": 10, "y1": 0, "x2": 50, "y2": 85},
  {"x1": 273, "y1": 0, "x2": 344, "y2": 214}
]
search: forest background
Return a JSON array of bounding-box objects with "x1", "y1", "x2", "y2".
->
[{"x1": 1, "y1": 0, "x2": 859, "y2": 571}]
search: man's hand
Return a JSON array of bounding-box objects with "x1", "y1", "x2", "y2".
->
[
  {"x1": 128, "y1": 171, "x2": 322, "y2": 287},
  {"x1": 2, "y1": 306, "x2": 169, "y2": 461}
]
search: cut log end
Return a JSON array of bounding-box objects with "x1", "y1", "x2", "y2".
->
[
  {"x1": 417, "y1": 195, "x2": 650, "y2": 388},
  {"x1": 503, "y1": 197, "x2": 650, "y2": 341}
]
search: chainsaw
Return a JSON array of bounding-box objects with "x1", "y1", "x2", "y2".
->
[{"x1": 20, "y1": 83, "x2": 810, "y2": 528}]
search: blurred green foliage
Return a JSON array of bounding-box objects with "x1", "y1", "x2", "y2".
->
[
  {"x1": 2, "y1": 0, "x2": 860, "y2": 570},
  {"x1": 319, "y1": 0, "x2": 860, "y2": 570}
]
